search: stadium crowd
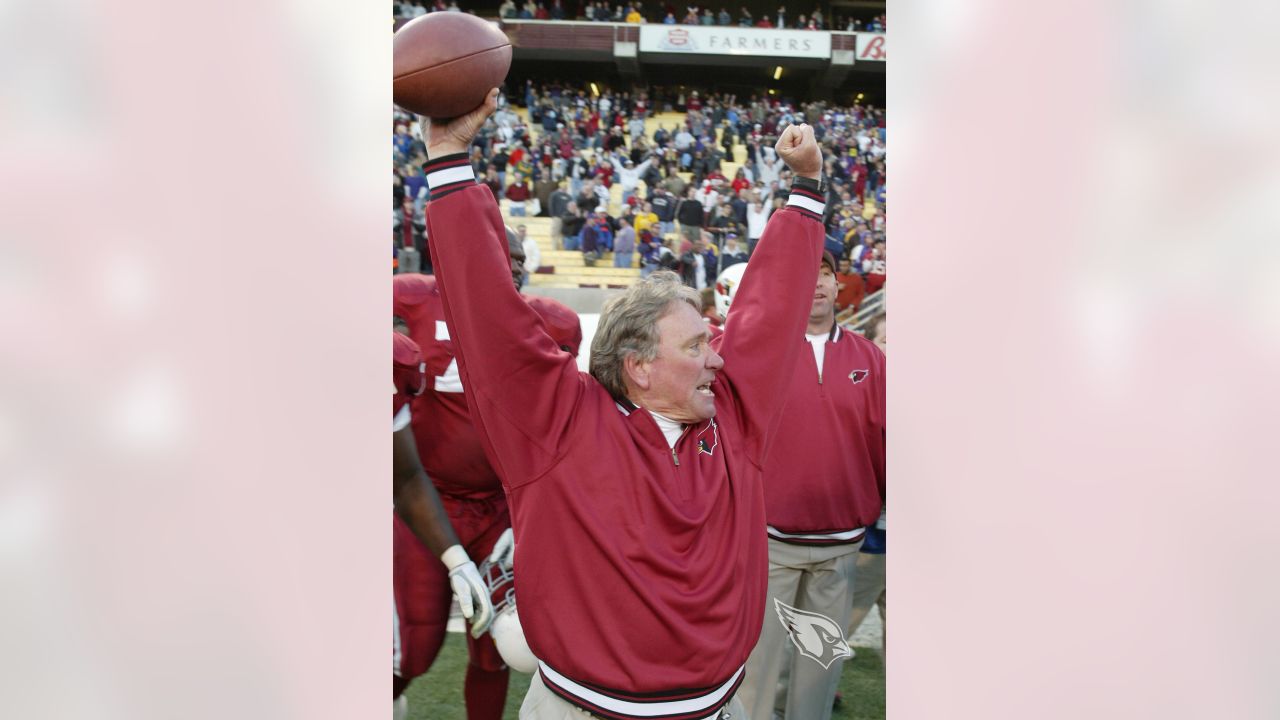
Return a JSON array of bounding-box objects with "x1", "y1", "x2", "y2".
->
[
  {"x1": 394, "y1": 81, "x2": 886, "y2": 312},
  {"x1": 394, "y1": 0, "x2": 886, "y2": 32}
]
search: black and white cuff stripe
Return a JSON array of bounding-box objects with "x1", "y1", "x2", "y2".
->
[
  {"x1": 424, "y1": 153, "x2": 477, "y2": 201},
  {"x1": 786, "y1": 180, "x2": 826, "y2": 221}
]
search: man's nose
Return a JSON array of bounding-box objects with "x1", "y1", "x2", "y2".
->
[{"x1": 706, "y1": 347, "x2": 725, "y2": 371}]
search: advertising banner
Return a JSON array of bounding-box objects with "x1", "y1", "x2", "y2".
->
[
  {"x1": 638, "y1": 25, "x2": 832, "y2": 59},
  {"x1": 855, "y1": 32, "x2": 886, "y2": 61}
]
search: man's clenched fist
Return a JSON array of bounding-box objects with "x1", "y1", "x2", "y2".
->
[
  {"x1": 775, "y1": 124, "x2": 822, "y2": 180},
  {"x1": 426, "y1": 88, "x2": 499, "y2": 159}
]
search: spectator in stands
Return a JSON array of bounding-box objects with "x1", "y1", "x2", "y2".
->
[
  {"x1": 517, "y1": 225, "x2": 542, "y2": 287},
  {"x1": 720, "y1": 233, "x2": 748, "y2": 271},
  {"x1": 638, "y1": 229, "x2": 663, "y2": 278},
  {"x1": 483, "y1": 167, "x2": 503, "y2": 199},
  {"x1": 650, "y1": 186, "x2": 677, "y2": 237},
  {"x1": 559, "y1": 201, "x2": 586, "y2": 251},
  {"x1": 613, "y1": 151, "x2": 654, "y2": 206},
  {"x1": 394, "y1": 124, "x2": 413, "y2": 159},
  {"x1": 775, "y1": 4, "x2": 786, "y2": 27},
  {"x1": 614, "y1": 216, "x2": 637, "y2": 269},
  {"x1": 581, "y1": 205, "x2": 614, "y2": 264},
  {"x1": 632, "y1": 201, "x2": 659, "y2": 238},
  {"x1": 675, "y1": 186, "x2": 705, "y2": 249},
  {"x1": 679, "y1": 233, "x2": 717, "y2": 291},
  {"x1": 626, "y1": 5, "x2": 643, "y2": 22},
  {"x1": 745, "y1": 194, "x2": 773, "y2": 255},
  {"x1": 708, "y1": 202, "x2": 740, "y2": 242},
  {"x1": 738, "y1": 6, "x2": 753, "y2": 26},
  {"x1": 674, "y1": 124, "x2": 695, "y2": 155},
  {"x1": 505, "y1": 172, "x2": 534, "y2": 216},
  {"x1": 534, "y1": 171, "x2": 558, "y2": 217},
  {"x1": 491, "y1": 144, "x2": 510, "y2": 187},
  {"x1": 548, "y1": 181, "x2": 573, "y2": 239},
  {"x1": 717, "y1": 7, "x2": 731, "y2": 25},
  {"x1": 835, "y1": 254, "x2": 865, "y2": 312},
  {"x1": 499, "y1": 0, "x2": 517, "y2": 17},
  {"x1": 863, "y1": 241, "x2": 886, "y2": 293},
  {"x1": 550, "y1": 0, "x2": 565, "y2": 19},
  {"x1": 663, "y1": 11, "x2": 676, "y2": 23}
]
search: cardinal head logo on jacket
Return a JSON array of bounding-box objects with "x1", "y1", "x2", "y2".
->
[{"x1": 774, "y1": 599, "x2": 854, "y2": 669}]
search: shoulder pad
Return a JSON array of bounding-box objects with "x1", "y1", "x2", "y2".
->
[
  {"x1": 392, "y1": 273, "x2": 438, "y2": 308},
  {"x1": 525, "y1": 295, "x2": 583, "y2": 358}
]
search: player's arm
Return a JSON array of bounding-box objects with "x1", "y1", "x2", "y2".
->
[
  {"x1": 423, "y1": 90, "x2": 582, "y2": 489},
  {"x1": 392, "y1": 425, "x2": 495, "y2": 638},
  {"x1": 392, "y1": 425, "x2": 458, "y2": 556},
  {"x1": 713, "y1": 124, "x2": 824, "y2": 461}
]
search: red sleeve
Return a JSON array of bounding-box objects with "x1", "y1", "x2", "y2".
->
[
  {"x1": 711, "y1": 187, "x2": 825, "y2": 463},
  {"x1": 423, "y1": 155, "x2": 582, "y2": 490}
]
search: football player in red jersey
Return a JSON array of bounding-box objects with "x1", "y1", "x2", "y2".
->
[
  {"x1": 392, "y1": 241, "x2": 582, "y2": 720},
  {"x1": 392, "y1": 329, "x2": 494, "y2": 720}
]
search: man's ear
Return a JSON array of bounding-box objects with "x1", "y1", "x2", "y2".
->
[{"x1": 623, "y1": 353, "x2": 651, "y2": 392}]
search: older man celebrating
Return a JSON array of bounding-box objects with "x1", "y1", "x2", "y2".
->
[{"x1": 421, "y1": 89, "x2": 824, "y2": 720}]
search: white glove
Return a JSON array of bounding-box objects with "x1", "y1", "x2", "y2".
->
[
  {"x1": 487, "y1": 528, "x2": 515, "y2": 571},
  {"x1": 441, "y1": 545, "x2": 494, "y2": 638}
]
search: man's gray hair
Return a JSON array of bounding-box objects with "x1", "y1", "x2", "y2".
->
[{"x1": 590, "y1": 271, "x2": 701, "y2": 401}]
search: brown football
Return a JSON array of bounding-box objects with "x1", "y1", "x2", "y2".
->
[{"x1": 393, "y1": 13, "x2": 512, "y2": 119}]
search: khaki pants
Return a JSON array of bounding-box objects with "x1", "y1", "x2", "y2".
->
[
  {"x1": 847, "y1": 552, "x2": 886, "y2": 656},
  {"x1": 521, "y1": 671, "x2": 746, "y2": 720},
  {"x1": 738, "y1": 538, "x2": 861, "y2": 720}
]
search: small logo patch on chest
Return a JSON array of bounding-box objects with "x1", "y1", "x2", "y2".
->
[
  {"x1": 697, "y1": 419, "x2": 719, "y2": 457},
  {"x1": 848, "y1": 369, "x2": 869, "y2": 384}
]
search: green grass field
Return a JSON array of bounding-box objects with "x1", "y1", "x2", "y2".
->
[{"x1": 405, "y1": 633, "x2": 885, "y2": 719}]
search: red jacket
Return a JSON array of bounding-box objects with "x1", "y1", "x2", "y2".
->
[
  {"x1": 762, "y1": 326, "x2": 886, "y2": 545},
  {"x1": 423, "y1": 154, "x2": 822, "y2": 719}
]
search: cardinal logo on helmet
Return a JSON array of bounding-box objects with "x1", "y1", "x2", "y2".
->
[{"x1": 774, "y1": 599, "x2": 853, "y2": 670}]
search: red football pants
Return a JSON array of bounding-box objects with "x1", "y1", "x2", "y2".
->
[{"x1": 394, "y1": 493, "x2": 511, "y2": 681}]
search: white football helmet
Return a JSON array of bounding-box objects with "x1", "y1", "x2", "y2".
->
[
  {"x1": 713, "y1": 261, "x2": 748, "y2": 320},
  {"x1": 479, "y1": 558, "x2": 538, "y2": 673}
]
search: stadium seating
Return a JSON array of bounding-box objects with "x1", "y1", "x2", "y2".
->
[{"x1": 498, "y1": 108, "x2": 746, "y2": 289}]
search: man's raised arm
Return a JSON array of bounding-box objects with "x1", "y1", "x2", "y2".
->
[
  {"x1": 713, "y1": 124, "x2": 825, "y2": 459},
  {"x1": 422, "y1": 90, "x2": 582, "y2": 490}
]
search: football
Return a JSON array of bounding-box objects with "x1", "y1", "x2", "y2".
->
[{"x1": 393, "y1": 13, "x2": 512, "y2": 119}]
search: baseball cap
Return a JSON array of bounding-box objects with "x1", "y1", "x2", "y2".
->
[{"x1": 820, "y1": 250, "x2": 838, "y2": 273}]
